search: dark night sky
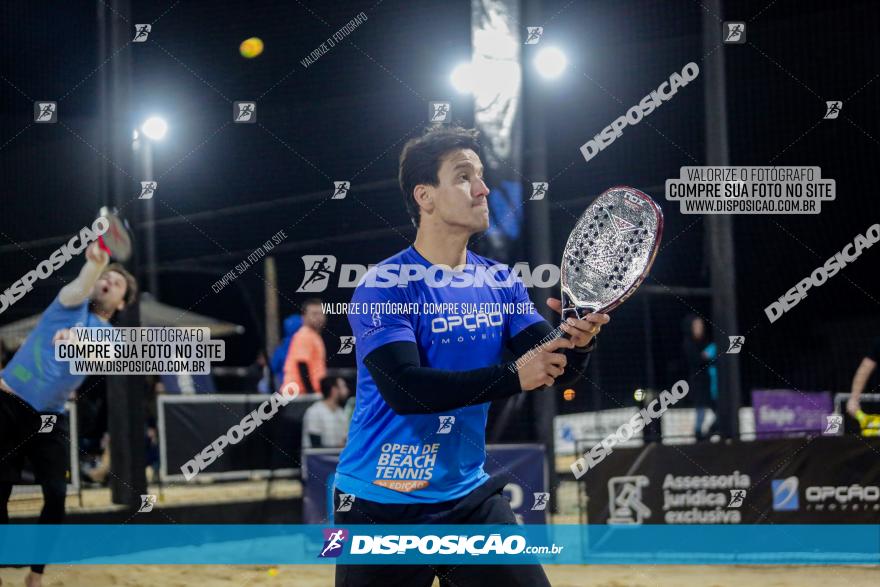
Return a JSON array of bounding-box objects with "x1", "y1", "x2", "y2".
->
[{"x1": 1, "y1": 0, "x2": 878, "y2": 410}]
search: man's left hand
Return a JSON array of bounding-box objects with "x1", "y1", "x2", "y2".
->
[{"x1": 546, "y1": 298, "x2": 610, "y2": 348}]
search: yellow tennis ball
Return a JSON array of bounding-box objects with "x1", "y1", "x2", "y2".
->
[
  {"x1": 240, "y1": 37, "x2": 264, "y2": 58},
  {"x1": 267, "y1": 567, "x2": 279, "y2": 577}
]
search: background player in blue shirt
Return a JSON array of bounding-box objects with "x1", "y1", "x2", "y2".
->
[
  {"x1": 334, "y1": 126, "x2": 610, "y2": 587},
  {"x1": 1, "y1": 241, "x2": 136, "y2": 587}
]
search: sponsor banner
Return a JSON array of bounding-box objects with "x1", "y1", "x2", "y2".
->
[
  {"x1": 0, "y1": 524, "x2": 877, "y2": 565},
  {"x1": 556, "y1": 407, "x2": 757, "y2": 453},
  {"x1": 158, "y1": 394, "x2": 319, "y2": 481},
  {"x1": 752, "y1": 389, "x2": 832, "y2": 436},
  {"x1": 303, "y1": 445, "x2": 548, "y2": 524},
  {"x1": 583, "y1": 436, "x2": 880, "y2": 524}
]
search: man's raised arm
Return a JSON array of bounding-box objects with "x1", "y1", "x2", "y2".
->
[{"x1": 58, "y1": 242, "x2": 108, "y2": 307}]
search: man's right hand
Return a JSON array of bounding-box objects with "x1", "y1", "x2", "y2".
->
[
  {"x1": 516, "y1": 337, "x2": 573, "y2": 391},
  {"x1": 86, "y1": 241, "x2": 109, "y2": 266}
]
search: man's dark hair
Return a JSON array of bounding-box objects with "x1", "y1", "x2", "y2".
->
[
  {"x1": 301, "y1": 297, "x2": 322, "y2": 313},
  {"x1": 320, "y1": 376, "x2": 342, "y2": 399},
  {"x1": 398, "y1": 126, "x2": 481, "y2": 228},
  {"x1": 103, "y1": 263, "x2": 138, "y2": 307}
]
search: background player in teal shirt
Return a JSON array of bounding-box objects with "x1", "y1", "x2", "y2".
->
[{"x1": 1, "y1": 241, "x2": 136, "y2": 587}]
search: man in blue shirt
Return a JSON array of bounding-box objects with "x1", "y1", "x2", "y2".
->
[
  {"x1": 334, "y1": 127, "x2": 610, "y2": 586},
  {"x1": 1, "y1": 242, "x2": 137, "y2": 587}
]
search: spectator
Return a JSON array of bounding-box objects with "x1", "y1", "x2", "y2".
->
[
  {"x1": 270, "y1": 314, "x2": 303, "y2": 386},
  {"x1": 681, "y1": 314, "x2": 718, "y2": 440},
  {"x1": 302, "y1": 376, "x2": 350, "y2": 449},
  {"x1": 282, "y1": 299, "x2": 326, "y2": 395}
]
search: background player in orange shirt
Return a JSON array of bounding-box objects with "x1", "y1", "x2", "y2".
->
[{"x1": 281, "y1": 298, "x2": 327, "y2": 395}]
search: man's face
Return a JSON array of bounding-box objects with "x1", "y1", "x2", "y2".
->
[
  {"x1": 332, "y1": 378, "x2": 350, "y2": 403},
  {"x1": 691, "y1": 318, "x2": 705, "y2": 340},
  {"x1": 91, "y1": 270, "x2": 127, "y2": 314},
  {"x1": 303, "y1": 304, "x2": 326, "y2": 331},
  {"x1": 421, "y1": 149, "x2": 490, "y2": 233}
]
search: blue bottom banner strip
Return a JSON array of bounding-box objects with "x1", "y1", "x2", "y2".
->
[{"x1": 0, "y1": 525, "x2": 878, "y2": 565}]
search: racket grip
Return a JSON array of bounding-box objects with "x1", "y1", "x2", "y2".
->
[{"x1": 97, "y1": 235, "x2": 112, "y2": 256}]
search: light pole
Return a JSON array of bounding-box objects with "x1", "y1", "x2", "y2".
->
[{"x1": 134, "y1": 116, "x2": 167, "y2": 299}]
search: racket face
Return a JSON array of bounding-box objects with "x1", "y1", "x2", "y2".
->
[
  {"x1": 561, "y1": 186, "x2": 663, "y2": 316},
  {"x1": 97, "y1": 207, "x2": 132, "y2": 261}
]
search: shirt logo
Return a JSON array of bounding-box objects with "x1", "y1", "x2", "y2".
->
[
  {"x1": 437, "y1": 416, "x2": 455, "y2": 434},
  {"x1": 430, "y1": 312, "x2": 503, "y2": 333},
  {"x1": 319, "y1": 528, "x2": 348, "y2": 558}
]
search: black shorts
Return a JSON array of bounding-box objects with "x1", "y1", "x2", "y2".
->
[
  {"x1": 0, "y1": 391, "x2": 69, "y2": 485},
  {"x1": 333, "y1": 475, "x2": 551, "y2": 587}
]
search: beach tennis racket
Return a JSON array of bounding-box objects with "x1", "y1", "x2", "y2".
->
[
  {"x1": 511, "y1": 186, "x2": 663, "y2": 391},
  {"x1": 559, "y1": 186, "x2": 663, "y2": 322},
  {"x1": 96, "y1": 206, "x2": 133, "y2": 262}
]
